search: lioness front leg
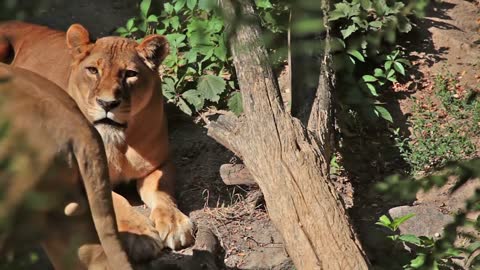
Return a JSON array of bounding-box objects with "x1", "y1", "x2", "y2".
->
[
  {"x1": 112, "y1": 192, "x2": 164, "y2": 262},
  {"x1": 137, "y1": 162, "x2": 194, "y2": 250}
]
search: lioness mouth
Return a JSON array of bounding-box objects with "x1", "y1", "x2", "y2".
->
[{"x1": 93, "y1": 118, "x2": 127, "y2": 129}]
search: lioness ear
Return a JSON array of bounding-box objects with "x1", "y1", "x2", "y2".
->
[
  {"x1": 66, "y1": 24, "x2": 91, "y2": 57},
  {"x1": 136, "y1": 35, "x2": 169, "y2": 70}
]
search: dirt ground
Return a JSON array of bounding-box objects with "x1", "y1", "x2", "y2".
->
[{"x1": 11, "y1": 0, "x2": 480, "y2": 269}]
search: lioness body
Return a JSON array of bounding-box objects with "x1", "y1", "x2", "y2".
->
[
  {"x1": 0, "y1": 64, "x2": 133, "y2": 270},
  {"x1": 0, "y1": 21, "x2": 194, "y2": 251}
]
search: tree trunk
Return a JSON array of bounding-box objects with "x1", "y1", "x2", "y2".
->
[
  {"x1": 208, "y1": 0, "x2": 370, "y2": 269},
  {"x1": 290, "y1": 0, "x2": 335, "y2": 162}
]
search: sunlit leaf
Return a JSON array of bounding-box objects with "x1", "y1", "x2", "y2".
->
[
  {"x1": 140, "y1": 0, "x2": 151, "y2": 18},
  {"x1": 347, "y1": 49, "x2": 365, "y2": 62},
  {"x1": 375, "y1": 105, "x2": 393, "y2": 123},
  {"x1": 182, "y1": 89, "x2": 204, "y2": 111},
  {"x1": 176, "y1": 97, "x2": 192, "y2": 115},
  {"x1": 197, "y1": 75, "x2": 226, "y2": 102}
]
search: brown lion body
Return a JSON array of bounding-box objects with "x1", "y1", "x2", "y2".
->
[
  {"x1": 0, "y1": 63, "x2": 133, "y2": 270},
  {"x1": 0, "y1": 21, "x2": 194, "y2": 252}
]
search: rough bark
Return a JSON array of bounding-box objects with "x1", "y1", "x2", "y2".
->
[
  {"x1": 208, "y1": 0, "x2": 370, "y2": 269},
  {"x1": 290, "y1": 0, "x2": 335, "y2": 162}
]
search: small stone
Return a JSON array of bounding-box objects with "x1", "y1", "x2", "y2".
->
[{"x1": 388, "y1": 203, "x2": 454, "y2": 237}]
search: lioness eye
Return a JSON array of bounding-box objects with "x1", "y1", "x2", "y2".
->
[
  {"x1": 86, "y1": 67, "x2": 98, "y2": 75},
  {"x1": 125, "y1": 70, "x2": 138, "y2": 78}
]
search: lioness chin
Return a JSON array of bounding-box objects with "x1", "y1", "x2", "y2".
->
[{"x1": 0, "y1": 21, "x2": 194, "y2": 252}]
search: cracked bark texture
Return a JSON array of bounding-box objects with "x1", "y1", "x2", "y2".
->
[{"x1": 208, "y1": 0, "x2": 370, "y2": 269}]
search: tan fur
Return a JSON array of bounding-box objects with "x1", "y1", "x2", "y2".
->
[
  {"x1": 0, "y1": 64, "x2": 133, "y2": 270},
  {"x1": 0, "y1": 21, "x2": 194, "y2": 251}
]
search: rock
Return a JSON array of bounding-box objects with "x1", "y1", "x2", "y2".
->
[
  {"x1": 388, "y1": 203, "x2": 453, "y2": 237},
  {"x1": 219, "y1": 164, "x2": 256, "y2": 186}
]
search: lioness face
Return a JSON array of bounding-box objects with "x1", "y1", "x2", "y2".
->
[{"x1": 65, "y1": 24, "x2": 169, "y2": 145}]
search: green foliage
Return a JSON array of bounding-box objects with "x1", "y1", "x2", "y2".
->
[
  {"x1": 376, "y1": 214, "x2": 467, "y2": 269},
  {"x1": 376, "y1": 213, "x2": 415, "y2": 233},
  {"x1": 227, "y1": 91, "x2": 243, "y2": 116},
  {"x1": 396, "y1": 74, "x2": 478, "y2": 174},
  {"x1": 117, "y1": 0, "x2": 241, "y2": 115},
  {"x1": 329, "y1": 0, "x2": 425, "y2": 125},
  {"x1": 377, "y1": 160, "x2": 480, "y2": 269}
]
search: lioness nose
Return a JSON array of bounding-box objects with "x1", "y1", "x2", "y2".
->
[{"x1": 96, "y1": 98, "x2": 121, "y2": 111}]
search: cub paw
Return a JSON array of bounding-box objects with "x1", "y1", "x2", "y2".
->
[
  {"x1": 150, "y1": 207, "x2": 195, "y2": 250},
  {"x1": 118, "y1": 216, "x2": 164, "y2": 262}
]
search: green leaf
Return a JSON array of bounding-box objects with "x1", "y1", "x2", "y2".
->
[
  {"x1": 366, "y1": 83, "x2": 378, "y2": 96},
  {"x1": 374, "y1": 68, "x2": 385, "y2": 77},
  {"x1": 410, "y1": 253, "x2": 426, "y2": 268},
  {"x1": 341, "y1": 24, "x2": 358, "y2": 39},
  {"x1": 146, "y1": 14, "x2": 157, "y2": 22},
  {"x1": 162, "y1": 77, "x2": 176, "y2": 100},
  {"x1": 187, "y1": 0, "x2": 197, "y2": 10},
  {"x1": 198, "y1": 0, "x2": 215, "y2": 10},
  {"x1": 362, "y1": 75, "x2": 377, "y2": 82},
  {"x1": 369, "y1": 20, "x2": 383, "y2": 28},
  {"x1": 140, "y1": 0, "x2": 151, "y2": 18},
  {"x1": 373, "y1": 0, "x2": 387, "y2": 16},
  {"x1": 397, "y1": 15, "x2": 413, "y2": 33},
  {"x1": 170, "y1": 16, "x2": 180, "y2": 30},
  {"x1": 166, "y1": 33, "x2": 187, "y2": 48},
  {"x1": 384, "y1": 60, "x2": 393, "y2": 71},
  {"x1": 177, "y1": 97, "x2": 192, "y2": 115},
  {"x1": 255, "y1": 0, "x2": 273, "y2": 9},
  {"x1": 375, "y1": 215, "x2": 392, "y2": 228},
  {"x1": 174, "y1": 0, "x2": 186, "y2": 12},
  {"x1": 332, "y1": 2, "x2": 350, "y2": 16},
  {"x1": 375, "y1": 106, "x2": 393, "y2": 123},
  {"x1": 185, "y1": 50, "x2": 198, "y2": 63},
  {"x1": 387, "y1": 68, "x2": 395, "y2": 78},
  {"x1": 182, "y1": 89, "x2": 204, "y2": 111},
  {"x1": 187, "y1": 19, "x2": 214, "y2": 47},
  {"x1": 116, "y1": 27, "x2": 128, "y2": 34},
  {"x1": 360, "y1": 0, "x2": 372, "y2": 10},
  {"x1": 126, "y1": 18, "x2": 135, "y2": 30},
  {"x1": 214, "y1": 41, "x2": 227, "y2": 62},
  {"x1": 392, "y1": 213, "x2": 415, "y2": 230},
  {"x1": 397, "y1": 234, "x2": 422, "y2": 246},
  {"x1": 351, "y1": 16, "x2": 368, "y2": 29},
  {"x1": 197, "y1": 75, "x2": 226, "y2": 102},
  {"x1": 347, "y1": 50, "x2": 365, "y2": 62},
  {"x1": 228, "y1": 92, "x2": 243, "y2": 116},
  {"x1": 164, "y1": 2, "x2": 174, "y2": 14},
  {"x1": 393, "y1": 62, "x2": 405, "y2": 76},
  {"x1": 328, "y1": 10, "x2": 348, "y2": 21},
  {"x1": 396, "y1": 59, "x2": 411, "y2": 66}
]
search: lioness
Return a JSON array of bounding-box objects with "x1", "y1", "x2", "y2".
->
[
  {"x1": 0, "y1": 21, "x2": 194, "y2": 251},
  {"x1": 0, "y1": 63, "x2": 133, "y2": 270}
]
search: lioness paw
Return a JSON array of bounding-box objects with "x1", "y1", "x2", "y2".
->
[
  {"x1": 118, "y1": 218, "x2": 164, "y2": 262},
  {"x1": 150, "y1": 207, "x2": 195, "y2": 250}
]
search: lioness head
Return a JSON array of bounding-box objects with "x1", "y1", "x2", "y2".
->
[{"x1": 65, "y1": 24, "x2": 169, "y2": 146}]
